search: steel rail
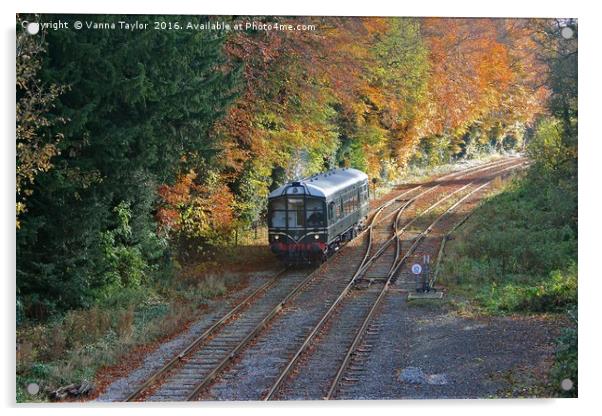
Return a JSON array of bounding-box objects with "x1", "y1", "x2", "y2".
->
[
  {"x1": 366, "y1": 156, "x2": 516, "y2": 231},
  {"x1": 261, "y1": 205, "x2": 407, "y2": 400},
  {"x1": 124, "y1": 267, "x2": 290, "y2": 401},
  {"x1": 352, "y1": 157, "x2": 521, "y2": 279},
  {"x1": 356, "y1": 157, "x2": 522, "y2": 277}
]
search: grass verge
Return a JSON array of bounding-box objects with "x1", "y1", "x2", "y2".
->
[{"x1": 16, "y1": 267, "x2": 253, "y2": 402}]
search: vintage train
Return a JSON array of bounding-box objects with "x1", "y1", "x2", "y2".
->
[{"x1": 267, "y1": 168, "x2": 370, "y2": 264}]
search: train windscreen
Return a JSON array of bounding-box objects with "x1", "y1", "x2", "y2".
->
[
  {"x1": 306, "y1": 199, "x2": 325, "y2": 227},
  {"x1": 268, "y1": 198, "x2": 286, "y2": 228},
  {"x1": 286, "y1": 198, "x2": 305, "y2": 228}
]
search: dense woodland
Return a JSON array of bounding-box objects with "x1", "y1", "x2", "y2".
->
[{"x1": 16, "y1": 16, "x2": 576, "y2": 323}]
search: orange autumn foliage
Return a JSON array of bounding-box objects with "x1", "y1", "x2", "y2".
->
[
  {"x1": 421, "y1": 18, "x2": 547, "y2": 137},
  {"x1": 157, "y1": 170, "x2": 235, "y2": 241}
]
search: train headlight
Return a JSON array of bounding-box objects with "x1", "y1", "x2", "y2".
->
[
  {"x1": 274, "y1": 235, "x2": 279, "y2": 240},
  {"x1": 314, "y1": 234, "x2": 320, "y2": 240}
]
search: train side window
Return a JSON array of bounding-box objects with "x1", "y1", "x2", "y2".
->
[
  {"x1": 348, "y1": 193, "x2": 352, "y2": 214},
  {"x1": 328, "y1": 201, "x2": 335, "y2": 221}
]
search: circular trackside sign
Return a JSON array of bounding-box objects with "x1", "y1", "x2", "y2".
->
[{"x1": 411, "y1": 263, "x2": 422, "y2": 275}]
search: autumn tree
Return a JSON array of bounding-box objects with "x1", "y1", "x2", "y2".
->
[{"x1": 416, "y1": 18, "x2": 547, "y2": 164}]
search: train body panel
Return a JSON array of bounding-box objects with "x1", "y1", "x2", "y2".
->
[{"x1": 267, "y1": 168, "x2": 369, "y2": 264}]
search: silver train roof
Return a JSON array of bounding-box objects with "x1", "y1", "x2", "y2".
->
[{"x1": 268, "y1": 168, "x2": 368, "y2": 199}]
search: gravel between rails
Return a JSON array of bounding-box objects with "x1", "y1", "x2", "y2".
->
[
  {"x1": 275, "y1": 288, "x2": 384, "y2": 400},
  {"x1": 143, "y1": 268, "x2": 316, "y2": 401},
  {"x1": 201, "y1": 237, "x2": 369, "y2": 400}
]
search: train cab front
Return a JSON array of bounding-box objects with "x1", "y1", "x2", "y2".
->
[
  {"x1": 268, "y1": 231, "x2": 328, "y2": 265},
  {"x1": 267, "y1": 183, "x2": 328, "y2": 265}
]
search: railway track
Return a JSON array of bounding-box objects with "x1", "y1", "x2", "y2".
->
[
  {"x1": 262, "y1": 159, "x2": 526, "y2": 400},
  {"x1": 124, "y1": 169, "x2": 397, "y2": 401},
  {"x1": 330, "y1": 163, "x2": 526, "y2": 399},
  {"x1": 118, "y1": 157, "x2": 523, "y2": 402}
]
